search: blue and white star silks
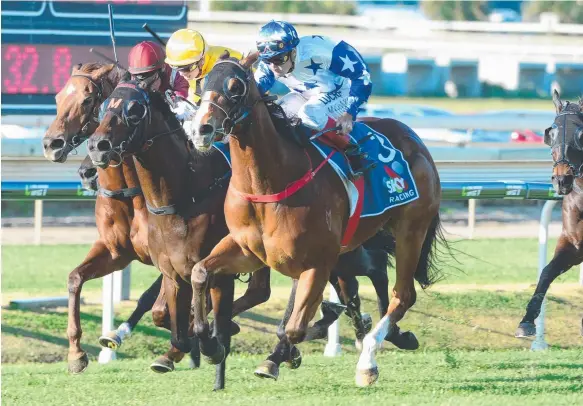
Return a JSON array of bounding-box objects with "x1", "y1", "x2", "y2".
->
[{"x1": 255, "y1": 35, "x2": 372, "y2": 128}]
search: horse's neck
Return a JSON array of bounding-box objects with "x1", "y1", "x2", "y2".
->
[
  {"x1": 96, "y1": 165, "x2": 126, "y2": 190},
  {"x1": 229, "y1": 104, "x2": 308, "y2": 194},
  {"x1": 133, "y1": 134, "x2": 209, "y2": 209}
]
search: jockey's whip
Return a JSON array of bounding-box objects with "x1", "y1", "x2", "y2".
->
[
  {"x1": 89, "y1": 48, "x2": 128, "y2": 72},
  {"x1": 309, "y1": 125, "x2": 342, "y2": 141},
  {"x1": 143, "y1": 23, "x2": 166, "y2": 47},
  {"x1": 107, "y1": 4, "x2": 119, "y2": 67}
]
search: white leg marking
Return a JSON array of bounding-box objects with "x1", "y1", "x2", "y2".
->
[
  {"x1": 356, "y1": 315, "x2": 390, "y2": 371},
  {"x1": 116, "y1": 322, "x2": 132, "y2": 341}
]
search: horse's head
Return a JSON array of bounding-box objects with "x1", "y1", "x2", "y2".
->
[
  {"x1": 546, "y1": 90, "x2": 583, "y2": 195},
  {"x1": 87, "y1": 80, "x2": 179, "y2": 168},
  {"x1": 43, "y1": 63, "x2": 116, "y2": 162},
  {"x1": 192, "y1": 52, "x2": 259, "y2": 151},
  {"x1": 78, "y1": 155, "x2": 99, "y2": 191}
]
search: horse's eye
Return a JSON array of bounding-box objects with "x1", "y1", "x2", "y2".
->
[{"x1": 226, "y1": 77, "x2": 245, "y2": 98}]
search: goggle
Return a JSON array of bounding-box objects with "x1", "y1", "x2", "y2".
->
[
  {"x1": 257, "y1": 40, "x2": 285, "y2": 54},
  {"x1": 171, "y1": 58, "x2": 203, "y2": 73},
  {"x1": 267, "y1": 52, "x2": 291, "y2": 66}
]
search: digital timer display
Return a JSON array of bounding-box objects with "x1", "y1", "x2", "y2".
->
[{"x1": 1, "y1": 44, "x2": 132, "y2": 95}]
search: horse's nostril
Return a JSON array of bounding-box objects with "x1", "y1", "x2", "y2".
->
[
  {"x1": 199, "y1": 124, "x2": 215, "y2": 136},
  {"x1": 96, "y1": 139, "x2": 112, "y2": 152},
  {"x1": 49, "y1": 138, "x2": 65, "y2": 150}
]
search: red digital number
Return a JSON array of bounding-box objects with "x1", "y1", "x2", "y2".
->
[
  {"x1": 21, "y1": 46, "x2": 39, "y2": 93},
  {"x1": 4, "y1": 45, "x2": 22, "y2": 93},
  {"x1": 3, "y1": 45, "x2": 39, "y2": 93},
  {"x1": 52, "y1": 47, "x2": 72, "y2": 92}
]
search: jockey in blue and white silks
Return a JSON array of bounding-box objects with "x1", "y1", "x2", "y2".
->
[{"x1": 254, "y1": 20, "x2": 374, "y2": 176}]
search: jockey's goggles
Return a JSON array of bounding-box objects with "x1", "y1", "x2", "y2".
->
[
  {"x1": 267, "y1": 52, "x2": 291, "y2": 66},
  {"x1": 257, "y1": 40, "x2": 286, "y2": 55},
  {"x1": 171, "y1": 57, "x2": 203, "y2": 73}
]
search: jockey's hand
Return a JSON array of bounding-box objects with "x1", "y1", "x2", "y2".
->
[{"x1": 336, "y1": 112, "x2": 354, "y2": 136}]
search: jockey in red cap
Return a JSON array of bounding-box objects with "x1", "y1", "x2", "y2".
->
[{"x1": 128, "y1": 41, "x2": 194, "y2": 120}]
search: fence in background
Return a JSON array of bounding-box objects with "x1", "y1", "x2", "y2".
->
[{"x1": 2, "y1": 179, "x2": 575, "y2": 362}]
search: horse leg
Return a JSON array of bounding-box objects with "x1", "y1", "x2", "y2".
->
[
  {"x1": 332, "y1": 275, "x2": 371, "y2": 350},
  {"x1": 99, "y1": 274, "x2": 163, "y2": 350},
  {"x1": 67, "y1": 241, "x2": 132, "y2": 374},
  {"x1": 516, "y1": 241, "x2": 575, "y2": 337},
  {"x1": 208, "y1": 266, "x2": 272, "y2": 337},
  {"x1": 255, "y1": 274, "x2": 347, "y2": 381},
  {"x1": 232, "y1": 267, "x2": 271, "y2": 316},
  {"x1": 150, "y1": 274, "x2": 192, "y2": 373},
  {"x1": 210, "y1": 275, "x2": 235, "y2": 391},
  {"x1": 356, "y1": 224, "x2": 427, "y2": 387},
  {"x1": 191, "y1": 235, "x2": 264, "y2": 366},
  {"x1": 255, "y1": 279, "x2": 299, "y2": 380}
]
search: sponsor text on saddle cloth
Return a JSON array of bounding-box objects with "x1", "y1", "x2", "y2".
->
[{"x1": 213, "y1": 121, "x2": 419, "y2": 245}]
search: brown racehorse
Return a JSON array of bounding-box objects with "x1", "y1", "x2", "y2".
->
[
  {"x1": 42, "y1": 63, "x2": 269, "y2": 375},
  {"x1": 86, "y1": 80, "x2": 405, "y2": 389},
  {"x1": 189, "y1": 53, "x2": 445, "y2": 387},
  {"x1": 516, "y1": 90, "x2": 583, "y2": 339}
]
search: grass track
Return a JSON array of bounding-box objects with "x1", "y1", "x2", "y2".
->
[{"x1": 2, "y1": 350, "x2": 583, "y2": 405}]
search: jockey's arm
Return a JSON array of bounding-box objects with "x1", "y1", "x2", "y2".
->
[
  {"x1": 171, "y1": 69, "x2": 190, "y2": 99},
  {"x1": 329, "y1": 41, "x2": 373, "y2": 120},
  {"x1": 254, "y1": 61, "x2": 276, "y2": 95}
]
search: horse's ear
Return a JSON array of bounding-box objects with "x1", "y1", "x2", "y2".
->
[
  {"x1": 71, "y1": 63, "x2": 83, "y2": 74},
  {"x1": 90, "y1": 64, "x2": 116, "y2": 80},
  {"x1": 553, "y1": 89, "x2": 563, "y2": 114},
  {"x1": 220, "y1": 50, "x2": 230, "y2": 60},
  {"x1": 240, "y1": 51, "x2": 259, "y2": 69}
]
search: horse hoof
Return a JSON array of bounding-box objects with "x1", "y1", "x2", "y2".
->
[
  {"x1": 98, "y1": 332, "x2": 122, "y2": 351},
  {"x1": 203, "y1": 342, "x2": 225, "y2": 365},
  {"x1": 515, "y1": 322, "x2": 536, "y2": 338},
  {"x1": 284, "y1": 346, "x2": 302, "y2": 369},
  {"x1": 254, "y1": 360, "x2": 279, "y2": 380},
  {"x1": 355, "y1": 367, "x2": 379, "y2": 387},
  {"x1": 362, "y1": 313, "x2": 372, "y2": 335},
  {"x1": 150, "y1": 356, "x2": 175, "y2": 373},
  {"x1": 68, "y1": 353, "x2": 89, "y2": 374},
  {"x1": 386, "y1": 330, "x2": 419, "y2": 350}
]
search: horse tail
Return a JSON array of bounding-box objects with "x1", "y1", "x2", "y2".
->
[{"x1": 414, "y1": 213, "x2": 451, "y2": 289}]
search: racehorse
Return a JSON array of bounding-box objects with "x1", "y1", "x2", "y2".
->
[
  {"x1": 85, "y1": 80, "x2": 406, "y2": 388},
  {"x1": 42, "y1": 63, "x2": 269, "y2": 375},
  {"x1": 189, "y1": 53, "x2": 445, "y2": 387},
  {"x1": 516, "y1": 90, "x2": 583, "y2": 339}
]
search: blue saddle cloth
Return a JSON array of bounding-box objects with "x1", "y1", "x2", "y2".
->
[
  {"x1": 212, "y1": 121, "x2": 419, "y2": 217},
  {"x1": 311, "y1": 122, "x2": 419, "y2": 217}
]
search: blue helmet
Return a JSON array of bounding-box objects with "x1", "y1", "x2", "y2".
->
[{"x1": 256, "y1": 20, "x2": 299, "y2": 60}]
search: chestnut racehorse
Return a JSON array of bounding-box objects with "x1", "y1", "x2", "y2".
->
[{"x1": 190, "y1": 54, "x2": 445, "y2": 387}]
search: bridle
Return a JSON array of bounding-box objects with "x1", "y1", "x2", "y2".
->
[
  {"x1": 67, "y1": 73, "x2": 105, "y2": 151},
  {"x1": 548, "y1": 105, "x2": 583, "y2": 177},
  {"x1": 200, "y1": 59, "x2": 257, "y2": 136}
]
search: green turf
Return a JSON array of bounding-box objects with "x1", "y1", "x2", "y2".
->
[
  {"x1": 367, "y1": 97, "x2": 552, "y2": 113},
  {"x1": 2, "y1": 350, "x2": 582, "y2": 406},
  {"x1": 2, "y1": 238, "x2": 579, "y2": 297}
]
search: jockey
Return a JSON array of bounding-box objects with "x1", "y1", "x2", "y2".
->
[
  {"x1": 127, "y1": 40, "x2": 192, "y2": 120},
  {"x1": 164, "y1": 28, "x2": 243, "y2": 106},
  {"x1": 254, "y1": 20, "x2": 374, "y2": 177}
]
